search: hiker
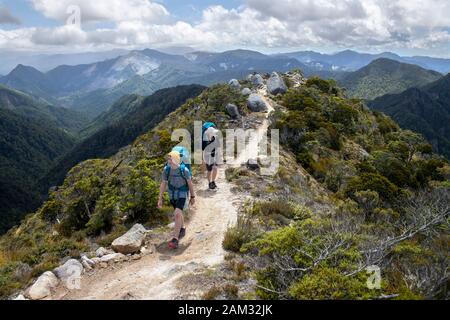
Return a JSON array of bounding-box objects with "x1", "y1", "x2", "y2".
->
[
  {"x1": 202, "y1": 122, "x2": 220, "y2": 190},
  {"x1": 157, "y1": 150, "x2": 195, "y2": 249}
]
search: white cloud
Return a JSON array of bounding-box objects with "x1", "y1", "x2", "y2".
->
[
  {"x1": 246, "y1": 0, "x2": 367, "y2": 23},
  {"x1": 0, "y1": 0, "x2": 448, "y2": 57},
  {"x1": 31, "y1": 25, "x2": 87, "y2": 45},
  {"x1": 0, "y1": 28, "x2": 34, "y2": 47},
  {"x1": 31, "y1": 0, "x2": 170, "y2": 24}
]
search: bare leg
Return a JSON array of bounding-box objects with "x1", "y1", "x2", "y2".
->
[
  {"x1": 212, "y1": 166, "x2": 218, "y2": 182},
  {"x1": 201, "y1": 160, "x2": 206, "y2": 175},
  {"x1": 173, "y1": 208, "x2": 183, "y2": 240},
  {"x1": 207, "y1": 170, "x2": 212, "y2": 183}
]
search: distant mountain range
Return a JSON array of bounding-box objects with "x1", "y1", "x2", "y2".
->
[
  {"x1": 369, "y1": 74, "x2": 450, "y2": 159},
  {"x1": 1, "y1": 48, "x2": 449, "y2": 120},
  {"x1": 0, "y1": 49, "x2": 308, "y2": 119},
  {"x1": 281, "y1": 49, "x2": 450, "y2": 74},
  {"x1": 339, "y1": 58, "x2": 443, "y2": 100},
  {"x1": 1, "y1": 48, "x2": 449, "y2": 166},
  {"x1": 0, "y1": 49, "x2": 129, "y2": 75}
]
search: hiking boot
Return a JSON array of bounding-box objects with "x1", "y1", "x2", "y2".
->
[
  {"x1": 211, "y1": 181, "x2": 217, "y2": 189},
  {"x1": 209, "y1": 182, "x2": 215, "y2": 190},
  {"x1": 179, "y1": 228, "x2": 186, "y2": 240},
  {"x1": 168, "y1": 238, "x2": 179, "y2": 249}
]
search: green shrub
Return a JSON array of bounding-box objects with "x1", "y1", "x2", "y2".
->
[
  {"x1": 370, "y1": 151, "x2": 412, "y2": 187},
  {"x1": 39, "y1": 197, "x2": 60, "y2": 223},
  {"x1": 282, "y1": 87, "x2": 320, "y2": 111},
  {"x1": 306, "y1": 77, "x2": 339, "y2": 95},
  {"x1": 121, "y1": 159, "x2": 159, "y2": 223},
  {"x1": 346, "y1": 173, "x2": 399, "y2": 202},
  {"x1": 331, "y1": 103, "x2": 359, "y2": 128},
  {"x1": 296, "y1": 151, "x2": 314, "y2": 169},
  {"x1": 223, "y1": 216, "x2": 256, "y2": 252},
  {"x1": 85, "y1": 186, "x2": 119, "y2": 235},
  {"x1": 250, "y1": 200, "x2": 311, "y2": 220},
  {"x1": 374, "y1": 112, "x2": 399, "y2": 134},
  {"x1": 288, "y1": 267, "x2": 378, "y2": 300}
]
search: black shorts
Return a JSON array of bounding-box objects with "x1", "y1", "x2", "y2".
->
[
  {"x1": 206, "y1": 163, "x2": 218, "y2": 172},
  {"x1": 170, "y1": 198, "x2": 186, "y2": 210}
]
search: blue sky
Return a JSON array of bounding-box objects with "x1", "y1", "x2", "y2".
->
[
  {"x1": 158, "y1": 0, "x2": 242, "y2": 22},
  {"x1": 0, "y1": 0, "x2": 449, "y2": 57}
]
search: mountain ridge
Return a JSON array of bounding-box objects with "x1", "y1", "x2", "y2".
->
[
  {"x1": 0, "y1": 49, "x2": 307, "y2": 118},
  {"x1": 368, "y1": 73, "x2": 450, "y2": 158},
  {"x1": 339, "y1": 58, "x2": 443, "y2": 100}
]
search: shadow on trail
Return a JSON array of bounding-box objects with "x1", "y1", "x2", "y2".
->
[
  {"x1": 196, "y1": 189, "x2": 219, "y2": 198},
  {"x1": 155, "y1": 239, "x2": 193, "y2": 260}
]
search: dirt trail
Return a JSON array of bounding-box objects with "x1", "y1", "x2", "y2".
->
[{"x1": 53, "y1": 87, "x2": 275, "y2": 300}]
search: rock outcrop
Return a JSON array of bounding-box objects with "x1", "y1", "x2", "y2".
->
[
  {"x1": 241, "y1": 87, "x2": 252, "y2": 96},
  {"x1": 111, "y1": 224, "x2": 147, "y2": 254},
  {"x1": 226, "y1": 103, "x2": 240, "y2": 119},
  {"x1": 27, "y1": 271, "x2": 59, "y2": 300},
  {"x1": 53, "y1": 259, "x2": 83, "y2": 289},
  {"x1": 247, "y1": 73, "x2": 264, "y2": 87},
  {"x1": 267, "y1": 72, "x2": 287, "y2": 95},
  {"x1": 247, "y1": 94, "x2": 268, "y2": 112},
  {"x1": 229, "y1": 79, "x2": 241, "y2": 90}
]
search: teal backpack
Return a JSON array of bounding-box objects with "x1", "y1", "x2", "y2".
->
[{"x1": 165, "y1": 146, "x2": 191, "y2": 194}]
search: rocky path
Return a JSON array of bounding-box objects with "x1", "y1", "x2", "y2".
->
[{"x1": 51, "y1": 85, "x2": 276, "y2": 300}]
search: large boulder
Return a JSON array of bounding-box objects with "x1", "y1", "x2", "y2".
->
[
  {"x1": 247, "y1": 73, "x2": 264, "y2": 87},
  {"x1": 27, "y1": 271, "x2": 59, "y2": 300},
  {"x1": 241, "y1": 87, "x2": 252, "y2": 96},
  {"x1": 226, "y1": 103, "x2": 240, "y2": 119},
  {"x1": 247, "y1": 94, "x2": 268, "y2": 112},
  {"x1": 111, "y1": 224, "x2": 147, "y2": 254},
  {"x1": 267, "y1": 72, "x2": 287, "y2": 95},
  {"x1": 241, "y1": 88, "x2": 252, "y2": 96},
  {"x1": 229, "y1": 79, "x2": 241, "y2": 90},
  {"x1": 53, "y1": 259, "x2": 83, "y2": 289}
]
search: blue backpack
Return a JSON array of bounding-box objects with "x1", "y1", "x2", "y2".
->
[{"x1": 164, "y1": 146, "x2": 191, "y2": 193}]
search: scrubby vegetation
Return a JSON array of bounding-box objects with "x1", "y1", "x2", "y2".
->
[
  {"x1": 0, "y1": 82, "x2": 253, "y2": 299},
  {"x1": 1, "y1": 72, "x2": 448, "y2": 300},
  {"x1": 224, "y1": 76, "x2": 449, "y2": 300}
]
